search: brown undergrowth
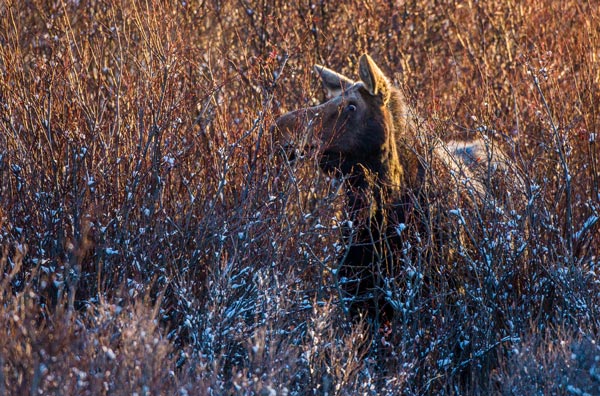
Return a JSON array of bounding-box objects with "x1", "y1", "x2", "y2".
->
[{"x1": 1, "y1": 0, "x2": 598, "y2": 394}]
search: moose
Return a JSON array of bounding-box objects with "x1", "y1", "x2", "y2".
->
[{"x1": 273, "y1": 54, "x2": 507, "y2": 324}]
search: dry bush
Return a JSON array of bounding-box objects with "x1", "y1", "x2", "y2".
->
[
  {"x1": 0, "y1": 0, "x2": 598, "y2": 394},
  {"x1": 0, "y1": 246, "x2": 179, "y2": 395},
  {"x1": 498, "y1": 329, "x2": 600, "y2": 395}
]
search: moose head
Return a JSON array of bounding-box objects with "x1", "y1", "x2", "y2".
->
[{"x1": 273, "y1": 54, "x2": 417, "y2": 192}]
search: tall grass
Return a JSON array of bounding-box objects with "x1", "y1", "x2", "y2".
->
[{"x1": 1, "y1": 0, "x2": 598, "y2": 394}]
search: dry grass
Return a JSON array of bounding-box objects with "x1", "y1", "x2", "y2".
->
[{"x1": 1, "y1": 0, "x2": 599, "y2": 394}]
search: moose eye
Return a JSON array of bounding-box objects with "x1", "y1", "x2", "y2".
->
[{"x1": 346, "y1": 104, "x2": 357, "y2": 112}]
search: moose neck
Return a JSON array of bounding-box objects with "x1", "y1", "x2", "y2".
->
[{"x1": 345, "y1": 88, "x2": 420, "y2": 228}]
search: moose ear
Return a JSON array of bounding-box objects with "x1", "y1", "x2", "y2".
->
[
  {"x1": 358, "y1": 54, "x2": 391, "y2": 102},
  {"x1": 314, "y1": 64, "x2": 354, "y2": 98}
]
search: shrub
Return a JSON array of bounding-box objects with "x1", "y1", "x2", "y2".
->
[{"x1": 0, "y1": 0, "x2": 598, "y2": 394}]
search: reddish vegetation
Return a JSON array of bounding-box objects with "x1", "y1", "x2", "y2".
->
[{"x1": 1, "y1": 1, "x2": 599, "y2": 394}]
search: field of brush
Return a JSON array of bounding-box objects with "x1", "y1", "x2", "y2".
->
[{"x1": 1, "y1": 1, "x2": 599, "y2": 394}]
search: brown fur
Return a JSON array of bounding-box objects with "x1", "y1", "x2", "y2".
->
[{"x1": 272, "y1": 54, "x2": 506, "y2": 321}]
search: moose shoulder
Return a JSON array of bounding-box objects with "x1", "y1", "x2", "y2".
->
[{"x1": 272, "y1": 54, "x2": 509, "y2": 322}]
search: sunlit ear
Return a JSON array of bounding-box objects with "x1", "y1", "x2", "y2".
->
[
  {"x1": 358, "y1": 54, "x2": 391, "y2": 103},
  {"x1": 314, "y1": 64, "x2": 354, "y2": 98}
]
